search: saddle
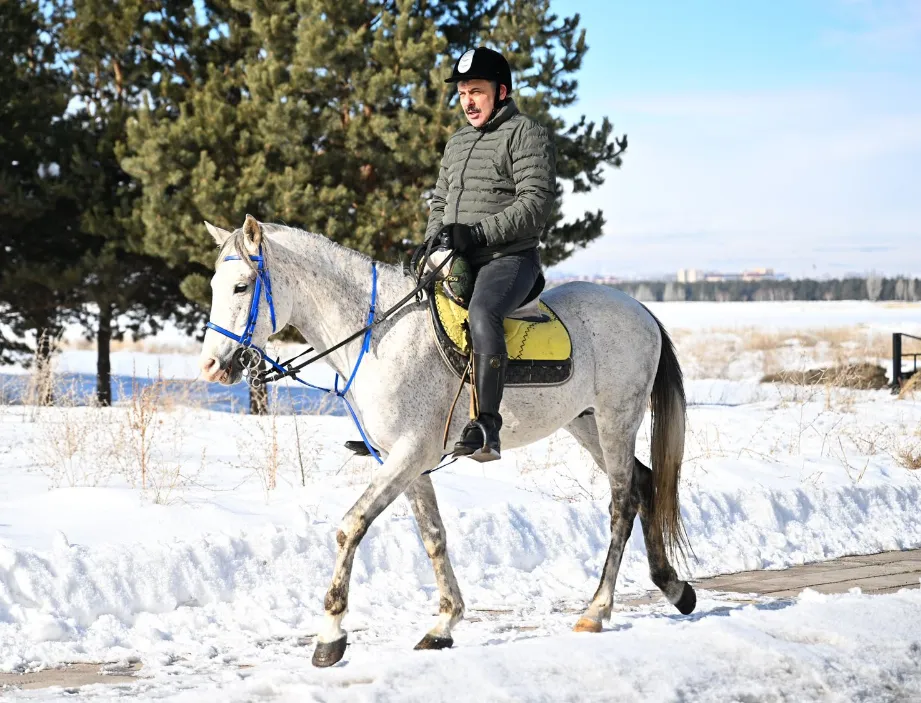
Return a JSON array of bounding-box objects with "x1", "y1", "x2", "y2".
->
[{"x1": 422, "y1": 252, "x2": 574, "y2": 387}]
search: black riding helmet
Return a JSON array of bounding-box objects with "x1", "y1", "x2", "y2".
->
[{"x1": 445, "y1": 47, "x2": 513, "y2": 94}]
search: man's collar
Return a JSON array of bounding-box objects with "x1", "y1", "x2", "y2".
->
[{"x1": 477, "y1": 98, "x2": 519, "y2": 132}]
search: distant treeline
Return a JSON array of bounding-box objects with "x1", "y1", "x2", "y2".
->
[{"x1": 609, "y1": 276, "x2": 921, "y2": 303}]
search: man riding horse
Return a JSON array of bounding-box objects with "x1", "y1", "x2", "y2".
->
[{"x1": 429, "y1": 47, "x2": 557, "y2": 461}]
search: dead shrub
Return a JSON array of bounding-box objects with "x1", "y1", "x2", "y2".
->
[
  {"x1": 24, "y1": 329, "x2": 61, "y2": 412},
  {"x1": 233, "y1": 407, "x2": 313, "y2": 500},
  {"x1": 28, "y1": 407, "x2": 118, "y2": 487},
  {"x1": 897, "y1": 447, "x2": 921, "y2": 471},
  {"x1": 898, "y1": 372, "x2": 921, "y2": 399},
  {"x1": 113, "y1": 378, "x2": 204, "y2": 503}
]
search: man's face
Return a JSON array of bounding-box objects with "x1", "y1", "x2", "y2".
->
[{"x1": 458, "y1": 79, "x2": 508, "y2": 128}]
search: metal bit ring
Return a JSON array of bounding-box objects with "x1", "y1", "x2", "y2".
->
[{"x1": 240, "y1": 347, "x2": 262, "y2": 371}]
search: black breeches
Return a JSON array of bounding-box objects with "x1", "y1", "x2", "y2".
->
[{"x1": 467, "y1": 249, "x2": 541, "y2": 356}]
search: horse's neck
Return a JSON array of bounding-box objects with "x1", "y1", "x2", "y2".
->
[{"x1": 274, "y1": 230, "x2": 404, "y2": 376}]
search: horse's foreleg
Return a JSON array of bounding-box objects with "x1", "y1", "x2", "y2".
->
[
  {"x1": 634, "y1": 458, "x2": 696, "y2": 614},
  {"x1": 405, "y1": 475, "x2": 465, "y2": 650},
  {"x1": 312, "y1": 439, "x2": 440, "y2": 668}
]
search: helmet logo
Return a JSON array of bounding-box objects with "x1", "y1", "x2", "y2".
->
[{"x1": 458, "y1": 49, "x2": 475, "y2": 73}]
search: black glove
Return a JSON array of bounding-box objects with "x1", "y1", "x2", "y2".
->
[{"x1": 438, "y1": 222, "x2": 485, "y2": 253}]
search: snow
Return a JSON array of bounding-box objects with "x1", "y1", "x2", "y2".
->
[{"x1": 1, "y1": 302, "x2": 921, "y2": 700}]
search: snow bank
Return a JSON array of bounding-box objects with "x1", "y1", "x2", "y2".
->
[{"x1": 1, "y1": 464, "x2": 920, "y2": 676}]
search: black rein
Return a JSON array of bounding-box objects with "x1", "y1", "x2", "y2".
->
[{"x1": 259, "y1": 248, "x2": 456, "y2": 384}]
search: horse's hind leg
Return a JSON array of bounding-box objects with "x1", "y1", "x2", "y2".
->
[
  {"x1": 633, "y1": 458, "x2": 695, "y2": 614},
  {"x1": 404, "y1": 475, "x2": 465, "y2": 650},
  {"x1": 567, "y1": 415, "x2": 695, "y2": 616},
  {"x1": 566, "y1": 413, "x2": 640, "y2": 633}
]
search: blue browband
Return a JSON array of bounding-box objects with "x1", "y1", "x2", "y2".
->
[
  {"x1": 205, "y1": 247, "x2": 382, "y2": 463},
  {"x1": 205, "y1": 249, "x2": 277, "y2": 347}
]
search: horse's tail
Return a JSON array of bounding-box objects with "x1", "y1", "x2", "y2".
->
[{"x1": 647, "y1": 310, "x2": 690, "y2": 562}]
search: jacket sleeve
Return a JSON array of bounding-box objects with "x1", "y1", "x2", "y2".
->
[
  {"x1": 477, "y1": 121, "x2": 556, "y2": 246},
  {"x1": 424, "y1": 159, "x2": 449, "y2": 243}
]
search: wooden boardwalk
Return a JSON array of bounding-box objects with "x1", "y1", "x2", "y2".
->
[{"x1": 694, "y1": 548, "x2": 921, "y2": 598}]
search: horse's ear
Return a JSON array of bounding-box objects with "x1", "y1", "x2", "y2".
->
[
  {"x1": 242, "y1": 214, "x2": 263, "y2": 252},
  {"x1": 204, "y1": 221, "x2": 232, "y2": 246}
]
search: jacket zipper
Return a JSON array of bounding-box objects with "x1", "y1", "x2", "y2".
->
[{"x1": 454, "y1": 131, "x2": 487, "y2": 223}]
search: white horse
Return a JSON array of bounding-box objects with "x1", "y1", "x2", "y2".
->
[{"x1": 199, "y1": 215, "x2": 694, "y2": 668}]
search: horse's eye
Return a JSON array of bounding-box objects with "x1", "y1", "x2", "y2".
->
[{"x1": 233, "y1": 283, "x2": 248, "y2": 294}]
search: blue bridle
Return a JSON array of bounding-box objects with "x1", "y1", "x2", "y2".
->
[
  {"x1": 205, "y1": 248, "x2": 277, "y2": 352},
  {"x1": 205, "y1": 247, "x2": 382, "y2": 464}
]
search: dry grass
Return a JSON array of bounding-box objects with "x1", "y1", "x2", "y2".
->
[
  {"x1": 28, "y1": 405, "x2": 118, "y2": 488},
  {"x1": 23, "y1": 330, "x2": 61, "y2": 413},
  {"x1": 761, "y1": 363, "x2": 888, "y2": 390},
  {"x1": 233, "y1": 407, "x2": 321, "y2": 500},
  {"x1": 112, "y1": 379, "x2": 204, "y2": 504},
  {"x1": 24, "y1": 349, "x2": 118, "y2": 488},
  {"x1": 26, "y1": 377, "x2": 205, "y2": 502},
  {"x1": 671, "y1": 325, "x2": 893, "y2": 382},
  {"x1": 898, "y1": 372, "x2": 921, "y2": 399},
  {"x1": 689, "y1": 326, "x2": 893, "y2": 356}
]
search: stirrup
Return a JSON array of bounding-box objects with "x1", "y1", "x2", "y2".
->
[
  {"x1": 452, "y1": 420, "x2": 501, "y2": 462},
  {"x1": 470, "y1": 444, "x2": 501, "y2": 462}
]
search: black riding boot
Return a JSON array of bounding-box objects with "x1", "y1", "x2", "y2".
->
[{"x1": 453, "y1": 352, "x2": 508, "y2": 462}]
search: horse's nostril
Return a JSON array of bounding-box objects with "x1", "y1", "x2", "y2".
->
[{"x1": 202, "y1": 357, "x2": 219, "y2": 375}]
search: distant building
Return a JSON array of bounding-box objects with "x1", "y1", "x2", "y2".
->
[
  {"x1": 677, "y1": 267, "x2": 785, "y2": 283},
  {"x1": 676, "y1": 268, "x2": 702, "y2": 283},
  {"x1": 741, "y1": 267, "x2": 780, "y2": 281}
]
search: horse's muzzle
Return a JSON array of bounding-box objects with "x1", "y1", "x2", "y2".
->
[{"x1": 200, "y1": 351, "x2": 245, "y2": 385}]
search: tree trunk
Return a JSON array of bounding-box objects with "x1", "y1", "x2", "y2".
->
[
  {"x1": 249, "y1": 361, "x2": 269, "y2": 415},
  {"x1": 96, "y1": 303, "x2": 113, "y2": 406},
  {"x1": 34, "y1": 326, "x2": 56, "y2": 406}
]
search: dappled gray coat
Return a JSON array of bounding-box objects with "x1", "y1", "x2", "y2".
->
[{"x1": 425, "y1": 99, "x2": 557, "y2": 265}]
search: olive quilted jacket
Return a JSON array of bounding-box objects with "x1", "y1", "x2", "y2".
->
[{"x1": 425, "y1": 99, "x2": 556, "y2": 265}]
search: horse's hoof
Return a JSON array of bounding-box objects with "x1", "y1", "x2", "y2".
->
[
  {"x1": 414, "y1": 634, "x2": 454, "y2": 650},
  {"x1": 674, "y1": 583, "x2": 697, "y2": 615},
  {"x1": 312, "y1": 635, "x2": 348, "y2": 667},
  {"x1": 573, "y1": 617, "x2": 603, "y2": 633}
]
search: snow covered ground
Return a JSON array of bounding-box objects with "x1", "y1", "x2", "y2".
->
[{"x1": 1, "y1": 302, "x2": 921, "y2": 700}]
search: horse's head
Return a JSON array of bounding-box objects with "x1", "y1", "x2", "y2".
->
[{"x1": 199, "y1": 215, "x2": 286, "y2": 385}]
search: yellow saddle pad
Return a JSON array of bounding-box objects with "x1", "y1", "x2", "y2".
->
[{"x1": 433, "y1": 286, "x2": 572, "y2": 361}]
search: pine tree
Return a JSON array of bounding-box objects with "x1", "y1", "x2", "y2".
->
[
  {"x1": 125, "y1": 0, "x2": 626, "y2": 276},
  {"x1": 54, "y1": 0, "x2": 208, "y2": 404},
  {"x1": 0, "y1": 0, "x2": 83, "y2": 387}
]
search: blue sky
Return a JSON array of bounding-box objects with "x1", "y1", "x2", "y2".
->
[{"x1": 548, "y1": 0, "x2": 921, "y2": 278}]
